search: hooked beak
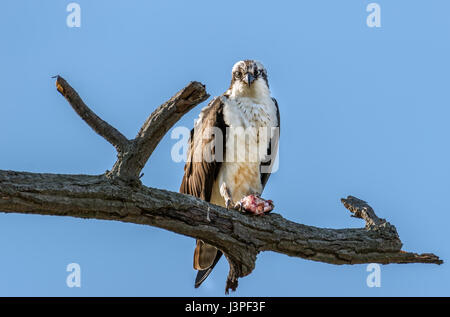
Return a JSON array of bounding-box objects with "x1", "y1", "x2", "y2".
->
[{"x1": 244, "y1": 73, "x2": 255, "y2": 87}]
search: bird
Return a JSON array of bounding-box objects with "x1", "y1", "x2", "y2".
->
[{"x1": 180, "y1": 60, "x2": 280, "y2": 289}]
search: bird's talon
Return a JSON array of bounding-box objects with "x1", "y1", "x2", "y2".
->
[
  {"x1": 233, "y1": 201, "x2": 244, "y2": 212},
  {"x1": 225, "y1": 198, "x2": 232, "y2": 210}
]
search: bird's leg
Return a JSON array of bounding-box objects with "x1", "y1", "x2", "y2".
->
[
  {"x1": 220, "y1": 183, "x2": 236, "y2": 210},
  {"x1": 237, "y1": 194, "x2": 274, "y2": 216}
]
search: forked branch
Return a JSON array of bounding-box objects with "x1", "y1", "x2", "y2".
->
[
  {"x1": 0, "y1": 76, "x2": 442, "y2": 294},
  {"x1": 108, "y1": 80, "x2": 209, "y2": 183},
  {"x1": 55, "y1": 75, "x2": 209, "y2": 184}
]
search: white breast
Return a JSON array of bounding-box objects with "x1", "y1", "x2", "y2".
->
[{"x1": 209, "y1": 91, "x2": 278, "y2": 206}]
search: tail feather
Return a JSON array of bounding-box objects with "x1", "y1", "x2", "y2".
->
[{"x1": 194, "y1": 251, "x2": 223, "y2": 288}]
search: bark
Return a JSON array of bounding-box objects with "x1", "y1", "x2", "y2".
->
[
  {"x1": 55, "y1": 75, "x2": 209, "y2": 185},
  {"x1": 0, "y1": 77, "x2": 442, "y2": 294}
]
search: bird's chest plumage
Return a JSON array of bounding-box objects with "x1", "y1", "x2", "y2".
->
[{"x1": 210, "y1": 96, "x2": 278, "y2": 206}]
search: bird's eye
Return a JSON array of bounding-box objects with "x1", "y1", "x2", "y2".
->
[
  {"x1": 254, "y1": 70, "x2": 260, "y2": 76},
  {"x1": 234, "y1": 71, "x2": 242, "y2": 78}
]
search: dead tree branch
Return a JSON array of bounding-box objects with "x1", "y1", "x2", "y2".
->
[
  {"x1": 0, "y1": 76, "x2": 442, "y2": 294},
  {"x1": 55, "y1": 76, "x2": 130, "y2": 152},
  {"x1": 107, "y1": 81, "x2": 209, "y2": 184},
  {"x1": 55, "y1": 75, "x2": 209, "y2": 184}
]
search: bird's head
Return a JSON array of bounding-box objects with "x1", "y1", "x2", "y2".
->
[{"x1": 227, "y1": 60, "x2": 269, "y2": 98}]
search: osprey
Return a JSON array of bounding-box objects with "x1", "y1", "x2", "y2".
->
[{"x1": 180, "y1": 60, "x2": 280, "y2": 288}]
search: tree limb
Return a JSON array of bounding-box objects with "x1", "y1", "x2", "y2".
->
[
  {"x1": 0, "y1": 170, "x2": 442, "y2": 293},
  {"x1": 55, "y1": 76, "x2": 130, "y2": 152},
  {"x1": 108, "y1": 81, "x2": 209, "y2": 183},
  {"x1": 0, "y1": 77, "x2": 443, "y2": 294},
  {"x1": 55, "y1": 75, "x2": 209, "y2": 184}
]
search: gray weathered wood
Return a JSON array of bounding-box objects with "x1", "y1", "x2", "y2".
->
[
  {"x1": 0, "y1": 171, "x2": 442, "y2": 293},
  {"x1": 0, "y1": 77, "x2": 442, "y2": 294},
  {"x1": 108, "y1": 81, "x2": 209, "y2": 183},
  {"x1": 55, "y1": 75, "x2": 209, "y2": 185},
  {"x1": 55, "y1": 76, "x2": 130, "y2": 152}
]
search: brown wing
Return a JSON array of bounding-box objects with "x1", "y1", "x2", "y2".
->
[
  {"x1": 180, "y1": 97, "x2": 227, "y2": 201},
  {"x1": 179, "y1": 97, "x2": 227, "y2": 274},
  {"x1": 260, "y1": 97, "x2": 280, "y2": 188}
]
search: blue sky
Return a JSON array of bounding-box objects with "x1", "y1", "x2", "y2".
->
[{"x1": 0, "y1": 0, "x2": 449, "y2": 296}]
